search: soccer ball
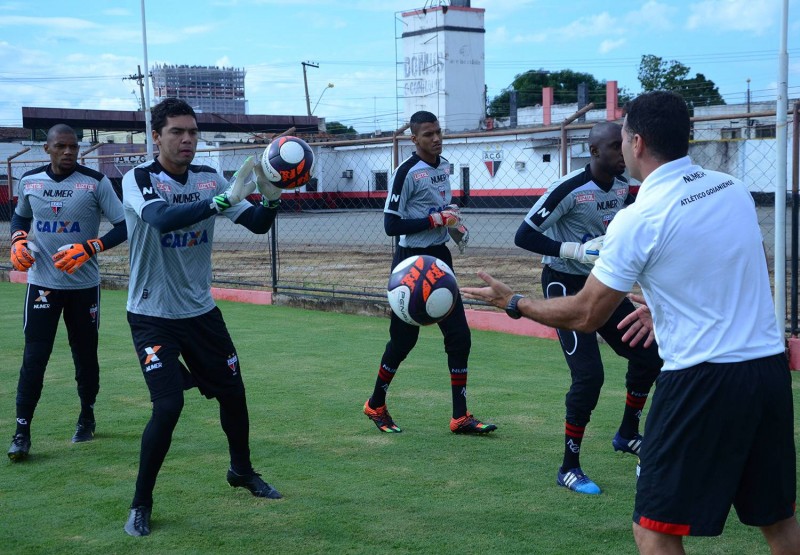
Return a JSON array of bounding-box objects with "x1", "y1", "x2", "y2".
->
[
  {"x1": 387, "y1": 255, "x2": 459, "y2": 326},
  {"x1": 260, "y1": 136, "x2": 315, "y2": 190}
]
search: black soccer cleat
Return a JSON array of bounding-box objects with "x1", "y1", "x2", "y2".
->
[
  {"x1": 71, "y1": 418, "x2": 96, "y2": 443},
  {"x1": 226, "y1": 469, "x2": 282, "y2": 499},
  {"x1": 124, "y1": 505, "x2": 152, "y2": 537},
  {"x1": 7, "y1": 433, "x2": 31, "y2": 462}
]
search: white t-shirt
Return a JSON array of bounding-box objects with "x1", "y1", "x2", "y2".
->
[{"x1": 592, "y1": 156, "x2": 783, "y2": 371}]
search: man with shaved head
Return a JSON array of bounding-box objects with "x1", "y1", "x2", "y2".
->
[{"x1": 513, "y1": 120, "x2": 662, "y2": 495}]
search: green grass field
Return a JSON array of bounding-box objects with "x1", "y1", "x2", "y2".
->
[{"x1": 0, "y1": 281, "x2": 796, "y2": 554}]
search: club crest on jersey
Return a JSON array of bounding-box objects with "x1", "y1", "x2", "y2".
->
[
  {"x1": 227, "y1": 354, "x2": 239, "y2": 375},
  {"x1": 50, "y1": 201, "x2": 63, "y2": 215},
  {"x1": 437, "y1": 183, "x2": 446, "y2": 200},
  {"x1": 603, "y1": 213, "x2": 614, "y2": 228}
]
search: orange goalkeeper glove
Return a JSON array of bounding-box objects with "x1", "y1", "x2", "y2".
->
[
  {"x1": 52, "y1": 239, "x2": 104, "y2": 274},
  {"x1": 10, "y1": 230, "x2": 36, "y2": 271}
]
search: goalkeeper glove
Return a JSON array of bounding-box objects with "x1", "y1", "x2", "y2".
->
[
  {"x1": 10, "y1": 230, "x2": 36, "y2": 271},
  {"x1": 449, "y1": 224, "x2": 469, "y2": 254},
  {"x1": 559, "y1": 235, "x2": 604, "y2": 265},
  {"x1": 253, "y1": 157, "x2": 283, "y2": 208},
  {"x1": 212, "y1": 156, "x2": 257, "y2": 212},
  {"x1": 52, "y1": 238, "x2": 104, "y2": 274},
  {"x1": 429, "y1": 204, "x2": 462, "y2": 228}
]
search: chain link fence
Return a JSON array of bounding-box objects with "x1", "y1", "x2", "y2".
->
[{"x1": 1, "y1": 110, "x2": 797, "y2": 323}]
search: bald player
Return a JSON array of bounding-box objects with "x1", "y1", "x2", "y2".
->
[
  {"x1": 8, "y1": 123, "x2": 127, "y2": 460},
  {"x1": 514, "y1": 121, "x2": 662, "y2": 495}
]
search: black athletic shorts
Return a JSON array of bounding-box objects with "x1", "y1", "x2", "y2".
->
[
  {"x1": 127, "y1": 307, "x2": 245, "y2": 401},
  {"x1": 634, "y1": 353, "x2": 796, "y2": 536}
]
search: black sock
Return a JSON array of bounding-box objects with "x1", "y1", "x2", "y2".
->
[
  {"x1": 450, "y1": 367, "x2": 468, "y2": 418},
  {"x1": 618, "y1": 390, "x2": 648, "y2": 439},
  {"x1": 561, "y1": 422, "x2": 585, "y2": 471},
  {"x1": 369, "y1": 362, "x2": 397, "y2": 408}
]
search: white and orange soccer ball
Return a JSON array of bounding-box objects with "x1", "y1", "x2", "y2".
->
[
  {"x1": 260, "y1": 136, "x2": 315, "y2": 190},
  {"x1": 387, "y1": 255, "x2": 459, "y2": 326}
]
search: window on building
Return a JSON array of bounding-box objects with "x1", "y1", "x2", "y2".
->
[
  {"x1": 754, "y1": 124, "x2": 776, "y2": 139},
  {"x1": 374, "y1": 171, "x2": 388, "y2": 191},
  {"x1": 720, "y1": 128, "x2": 741, "y2": 140}
]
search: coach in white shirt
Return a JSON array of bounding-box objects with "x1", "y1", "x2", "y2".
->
[{"x1": 462, "y1": 90, "x2": 799, "y2": 555}]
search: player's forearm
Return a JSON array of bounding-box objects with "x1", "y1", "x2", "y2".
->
[
  {"x1": 383, "y1": 213, "x2": 430, "y2": 236},
  {"x1": 233, "y1": 204, "x2": 278, "y2": 234},
  {"x1": 514, "y1": 223, "x2": 561, "y2": 256},
  {"x1": 141, "y1": 200, "x2": 217, "y2": 233},
  {"x1": 96, "y1": 221, "x2": 127, "y2": 251},
  {"x1": 10, "y1": 213, "x2": 32, "y2": 235}
]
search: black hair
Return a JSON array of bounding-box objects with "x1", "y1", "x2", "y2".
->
[
  {"x1": 150, "y1": 98, "x2": 197, "y2": 135},
  {"x1": 410, "y1": 110, "x2": 438, "y2": 135},
  {"x1": 624, "y1": 91, "x2": 690, "y2": 162}
]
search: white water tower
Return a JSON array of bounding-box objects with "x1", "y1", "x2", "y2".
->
[{"x1": 397, "y1": 1, "x2": 485, "y2": 132}]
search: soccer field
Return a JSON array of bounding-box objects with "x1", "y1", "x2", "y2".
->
[{"x1": 0, "y1": 282, "x2": 796, "y2": 554}]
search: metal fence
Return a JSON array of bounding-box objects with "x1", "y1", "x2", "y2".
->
[{"x1": 2, "y1": 109, "x2": 798, "y2": 325}]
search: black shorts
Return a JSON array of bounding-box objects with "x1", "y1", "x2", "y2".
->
[
  {"x1": 127, "y1": 307, "x2": 245, "y2": 401},
  {"x1": 634, "y1": 353, "x2": 796, "y2": 536}
]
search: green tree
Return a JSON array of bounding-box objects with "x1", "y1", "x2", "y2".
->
[
  {"x1": 325, "y1": 121, "x2": 357, "y2": 135},
  {"x1": 637, "y1": 54, "x2": 724, "y2": 111},
  {"x1": 487, "y1": 69, "x2": 631, "y2": 117}
]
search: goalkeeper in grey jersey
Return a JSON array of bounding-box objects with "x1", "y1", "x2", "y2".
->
[
  {"x1": 363, "y1": 110, "x2": 496, "y2": 436},
  {"x1": 514, "y1": 122, "x2": 662, "y2": 495},
  {"x1": 121, "y1": 98, "x2": 285, "y2": 537},
  {"x1": 7, "y1": 124, "x2": 127, "y2": 462}
]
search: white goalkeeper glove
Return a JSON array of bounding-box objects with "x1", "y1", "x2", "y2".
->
[
  {"x1": 212, "y1": 156, "x2": 257, "y2": 212},
  {"x1": 253, "y1": 157, "x2": 283, "y2": 207},
  {"x1": 559, "y1": 235, "x2": 604, "y2": 265},
  {"x1": 429, "y1": 204, "x2": 462, "y2": 228}
]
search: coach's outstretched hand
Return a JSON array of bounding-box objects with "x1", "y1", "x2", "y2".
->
[
  {"x1": 10, "y1": 230, "x2": 35, "y2": 271},
  {"x1": 213, "y1": 156, "x2": 257, "y2": 212},
  {"x1": 559, "y1": 235, "x2": 604, "y2": 265},
  {"x1": 253, "y1": 157, "x2": 283, "y2": 205},
  {"x1": 460, "y1": 271, "x2": 514, "y2": 310}
]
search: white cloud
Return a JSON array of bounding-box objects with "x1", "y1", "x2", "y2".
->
[
  {"x1": 623, "y1": 1, "x2": 677, "y2": 31},
  {"x1": 686, "y1": 0, "x2": 777, "y2": 33},
  {"x1": 599, "y1": 38, "x2": 626, "y2": 54}
]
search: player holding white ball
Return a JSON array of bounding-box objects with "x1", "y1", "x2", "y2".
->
[{"x1": 363, "y1": 110, "x2": 496, "y2": 435}]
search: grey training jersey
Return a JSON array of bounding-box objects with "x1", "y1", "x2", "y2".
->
[
  {"x1": 15, "y1": 164, "x2": 124, "y2": 289},
  {"x1": 384, "y1": 152, "x2": 451, "y2": 248},
  {"x1": 524, "y1": 165, "x2": 631, "y2": 276},
  {"x1": 122, "y1": 159, "x2": 250, "y2": 319}
]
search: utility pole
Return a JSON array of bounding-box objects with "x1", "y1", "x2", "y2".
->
[
  {"x1": 746, "y1": 78, "x2": 752, "y2": 139},
  {"x1": 124, "y1": 65, "x2": 146, "y2": 110},
  {"x1": 301, "y1": 61, "x2": 319, "y2": 117}
]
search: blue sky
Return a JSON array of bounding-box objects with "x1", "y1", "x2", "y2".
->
[{"x1": 0, "y1": 0, "x2": 798, "y2": 134}]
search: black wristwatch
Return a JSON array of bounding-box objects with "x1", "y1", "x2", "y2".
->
[{"x1": 505, "y1": 294, "x2": 525, "y2": 319}]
